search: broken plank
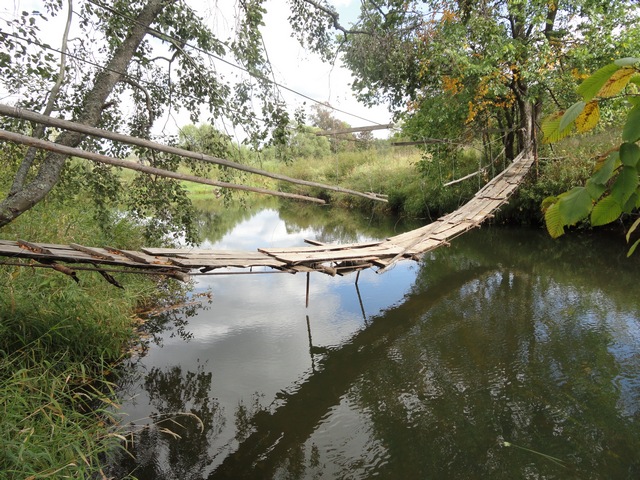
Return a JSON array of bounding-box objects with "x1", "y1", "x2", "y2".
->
[{"x1": 105, "y1": 247, "x2": 173, "y2": 266}]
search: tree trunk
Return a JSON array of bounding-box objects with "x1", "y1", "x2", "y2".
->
[
  {"x1": 0, "y1": 0, "x2": 167, "y2": 228},
  {"x1": 501, "y1": 107, "x2": 516, "y2": 161},
  {"x1": 518, "y1": 99, "x2": 535, "y2": 152}
]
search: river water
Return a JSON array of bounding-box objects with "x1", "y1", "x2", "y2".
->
[{"x1": 107, "y1": 201, "x2": 640, "y2": 479}]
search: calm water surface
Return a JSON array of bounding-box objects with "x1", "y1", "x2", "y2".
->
[{"x1": 107, "y1": 203, "x2": 640, "y2": 479}]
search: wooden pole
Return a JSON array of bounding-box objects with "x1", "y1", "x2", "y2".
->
[
  {"x1": 0, "y1": 103, "x2": 387, "y2": 203},
  {"x1": 315, "y1": 123, "x2": 393, "y2": 136},
  {"x1": 0, "y1": 129, "x2": 326, "y2": 204},
  {"x1": 306, "y1": 272, "x2": 310, "y2": 308}
]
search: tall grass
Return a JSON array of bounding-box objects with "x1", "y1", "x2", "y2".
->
[
  {"x1": 263, "y1": 145, "x2": 484, "y2": 220},
  {"x1": 0, "y1": 178, "x2": 176, "y2": 478}
]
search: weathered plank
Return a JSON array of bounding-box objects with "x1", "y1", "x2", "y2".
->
[
  {"x1": 168, "y1": 257, "x2": 287, "y2": 268},
  {"x1": 259, "y1": 241, "x2": 383, "y2": 255},
  {"x1": 261, "y1": 246, "x2": 405, "y2": 265}
]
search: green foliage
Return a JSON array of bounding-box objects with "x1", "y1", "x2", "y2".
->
[
  {"x1": 309, "y1": 103, "x2": 357, "y2": 154},
  {"x1": 288, "y1": 126, "x2": 332, "y2": 159},
  {"x1": 0, "y1": 170, "x2": 191, "y2": 478},
  {"x1": 541, "y1": 57, "x2": 640, "y2": 254},
  {"x1": 1, "y1": 0, "x2": 336, "y2": 230},
  {"x1": 341, "y1": 1, "x2": 640, "y2": 160}
]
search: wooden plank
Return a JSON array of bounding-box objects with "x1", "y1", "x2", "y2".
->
[
  {"x1": 265, "y1": 247, "x2": 403, "y2": 265},
  {"x1": 303, "y1": 238, "x2": 384, "y2": 248},
  {"x1": 18, "y1": 240, "x2": 53, "y2": 255},
  {"x1": 155, "y1": 251, "x2": 270, "y2": 260},
  {"x1": 0, "y1": 241, "x2": 171, "y2": 269},
  {"x1": 142, "y1": 247, "x2": 266, "y2": 256},
  {"x1": 69, "y1": 243, "x2": 115, "y2": 260},
  {"x1": 105, "y1": 247, "x2": 171, "y2": 265},
  {"x1": 0, "y1": 244, "x2": 25, "y2": 254},
  {"x1": 168, "y1": 257, "x2": 286, "y2": 268},
  {"x1": 259, "y1": 241, "x2": 383, "y2": 255}
]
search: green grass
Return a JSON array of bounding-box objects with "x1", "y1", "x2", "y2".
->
[{"x1": 0, "y1": 177, "x2": 179, "y2": 479}]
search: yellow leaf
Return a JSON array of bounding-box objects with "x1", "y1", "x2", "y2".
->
[
  {"x1": 575, "y1": 101, "x2": 600, "y2": 133},
  {"x1": 541, "y1": 111, "x2": 572, "y2": 144},
  {"x1": 597, "y1": 67, "x2": 636, "y2": 98}
]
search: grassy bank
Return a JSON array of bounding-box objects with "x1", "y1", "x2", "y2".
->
[
  {"x1": 243, "y1": 130, "x2": 620, "y2": 226},
  {"x1": 0, "y1": 190, "x2": 176, "y2": 478}
]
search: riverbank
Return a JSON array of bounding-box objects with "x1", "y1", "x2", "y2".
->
[
  {"x1": 0, "y1": 192, "x2": 186, "y2": 478},
  {"x1": 184, "y1": 129, "x2": 616, "y2": 229}
]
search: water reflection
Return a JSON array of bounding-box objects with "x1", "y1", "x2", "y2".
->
[
  {"x1": 109, "y1": 362, "x2": 224, "y2": 479},
  {"x1": 108, "y1": 204, "x2": 640, "y2": 479}
]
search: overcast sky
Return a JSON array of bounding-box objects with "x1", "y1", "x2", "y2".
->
[
  {"x1": 194, "y1": 0, "x2": 392, "y2": 137},
  {"x1": 2, "y1": 1, "x2": 393, "y2": 139},
  {"x1": 260, "y1": 1, "x2": 391, "y2": 129}
]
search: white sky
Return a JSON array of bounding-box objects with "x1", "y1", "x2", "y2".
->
[
  {"x1": 192, "y1": 0, "x2": 392, "y2": 138},
  {"x1": 2, "y1": 0, "x2": 393, "y2": 140}
]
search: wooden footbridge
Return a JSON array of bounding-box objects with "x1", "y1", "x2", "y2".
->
[{"x1": 0, "y1": 150, "x2": 534, "y2": 286}]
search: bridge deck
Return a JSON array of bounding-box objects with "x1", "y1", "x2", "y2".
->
[{"x1": 0, "y1": 151, "x2": 535, "y2": 283}]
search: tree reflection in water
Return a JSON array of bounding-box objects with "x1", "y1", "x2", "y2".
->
[{"x1": 109, "y1": 363, "x2": 224, "y2": 479}]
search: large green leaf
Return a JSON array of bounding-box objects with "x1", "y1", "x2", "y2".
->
[
  {"x1": 611, "y1": 165, "x2": 639, "y2": 205},
  {"x1": 591, "y1": 195, "x2": 623, "y2": 226},
  {"x1": 544, "y1": 202, "x2": 565, "y2": 238},
  {"x1": 557, "y1": 186, "x2": 592, "y2": 226},
  {"x1": 623, "y1": 191, "x2": 640, "y2": 214},
  {"x1": 590, "y1": 152, "x2": 618, "y2": 185},
  {"x1": 620, "y1": 142, "x2": 640, "y2": 167},
  {"x1": 577, "y1": 63, "x2": 620, "y2": 101},
  {"x1": 622, "y1": 105, "x2": 640, "y2": 143},
  {"x1": 585, "y1": 178, "x2": 606, "y2": 199},
  {"x1": 559, "y1": 101, "x2": 585, "y2": 131}
]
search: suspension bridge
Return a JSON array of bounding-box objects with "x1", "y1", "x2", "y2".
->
[{"x1": 0, "y1": 149, "x2": 535, "y2": 286}]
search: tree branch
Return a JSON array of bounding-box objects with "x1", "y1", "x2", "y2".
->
[
  {"x1": 301, "y1": 0, "x2": 368, "y2": 39},
  {"x1": 9, "y1": 0, "x2": 73, "y2": 196}
]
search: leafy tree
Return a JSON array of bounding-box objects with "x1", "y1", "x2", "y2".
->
[
  {"x1": 288, "y1": 125, "x2": 332, "y2": 159},
  {"x1": 338, "y1": 0, "x2": 639, "y2": 160},
  {"x1": 0, "y1": 0, "x2": 337, "y2": 236},
  {"x1": 310, "y1": 102, "x2": 356, "y2": 153},
  {"x1": 541, "y1": 57, "x2": 640, "y2": 254}
]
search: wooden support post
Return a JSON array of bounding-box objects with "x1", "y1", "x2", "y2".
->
[
  {"x1": 306, "y1": 315, "x2": 316, "y2": 372},
  {"x1": 306, "y1": 272, "x2": 310, "y2": 308},
  {"x1": 355, "y1": 279, "x2": 367, "y2": 323}
]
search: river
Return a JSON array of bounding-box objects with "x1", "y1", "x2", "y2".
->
[{"x1": 106, "y1": 200, "x2": 640, "y2": 479}]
